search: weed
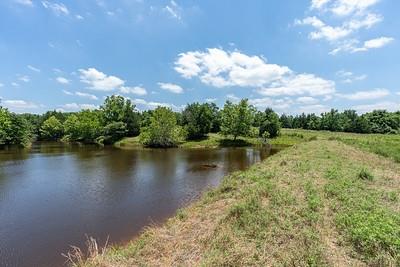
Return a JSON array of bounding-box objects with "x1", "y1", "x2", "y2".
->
[{"x1": 358, "y1": 168, "x2": 374, "y2": 181}]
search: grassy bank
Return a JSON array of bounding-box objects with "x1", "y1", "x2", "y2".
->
[
  {"x1": 114, "y1": 131, "x2": 309, "y2": 149},
  {"x1": 115, "y1": 130, "x2": 400, "y2": 164},
  {"x1": 73, "y1": 133, "x2": 400, "y2": 266}
]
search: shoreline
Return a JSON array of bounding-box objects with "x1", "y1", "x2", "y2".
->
[{"x1": 73, "y1": 132, "x2": 400, "y2": 266}]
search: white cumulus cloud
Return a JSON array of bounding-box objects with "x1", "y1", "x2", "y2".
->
[
  {"x1": 336, "y1": 70, "x2": 367, "y2": 83},
  {"x1": 158, "y1": 82, "x2": 184, "y2": 94},
  {"x1": 56, "y1": 77, "x2": 69, "y2": 84},
  {"x1": 120, "y1": 86, "x2": 147, "y2": 96},
  {"x1": 130, "y1": 98, "x2": 183, "y2": 111},
  {"x1": 352, "y1": 101, "x2": 400, "y2": 113},
  {"x1": 337, "y1": 88, "x2": 390, "y2": 100},
  {"x1": 175, "y1": 48, "x2": 291, "y2": 88},
  {"x1": 297, "y1": 0, "x2": 391, "y2": 55},
  {"x1": 297, "y1": 96, "x2": 319, "y2": 105},
  {"x1": 330, "y1": 37, "x2": 394, "y2": 54},
  {"x1": 257, "y1": 74, "x2": 336, "y2": 97},
  {"x1": 79, "y1": 68, "x2": 125, "y2": 91},
  {"x1": 59, "y1": 103, "x2": 98, "y2": 111},
  {"x1": 249, "y1": 97, "x2": 293, "y2": 110},
  {"x1": 175, "y1": 48, "x2": 335, "y2": 97},
  {"x1": 75, "y1": 92, "x2": 98, "y2": 100},
  {"x1": 3, "y1": 100, "x2": 39, "y2": 111}
]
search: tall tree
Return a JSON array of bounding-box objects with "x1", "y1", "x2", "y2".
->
[
  {"x1": 101, "y1": 95, "x2": 140, "y2": 136},
  {"x1": 220, "y1": 99, "x2": 254, "y2": 140},
  {"x1": 40, "y1": 116, "x2": 64, "y2": 141},
  {"x1": 0, "y1": 107, "x2": 12, "y2": 145},
  {"x1": 0, "y1": 107, "x2": 31, "y2": 146},
  {"x1": 259, "y1": 108, "x2": 281, "y2": 138},
  {"x1": 182, "y1": 103, "x2": 213, "y2": 139},
  {"x1": 64, "y1": 110, "x2": 102, "y2": 143}
]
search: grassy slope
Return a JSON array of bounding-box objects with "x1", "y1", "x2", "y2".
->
[
  {"x1": 281, "y1": 129, "x2": 400, "y2": 163},
  {"x1": 115, "y1": 131, "x2": 307, "y2": 149},
  {"x1": 78, "y1": 137, "x2": 400, "y2": 266}
]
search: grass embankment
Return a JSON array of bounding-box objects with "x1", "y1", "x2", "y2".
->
[
  {"x1": 115, "y1": 131, "x2": 307, "y2": 149},
  {"x1": 75, "y1": 136, "x2": 400, "y2": 266}
]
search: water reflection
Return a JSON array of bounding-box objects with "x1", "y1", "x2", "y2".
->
[{"x1": 0, "y1": 142, "x2": 283, "y2": 267}]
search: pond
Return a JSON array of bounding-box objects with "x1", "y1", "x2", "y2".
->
[{"x1": 0, "y1": 142, "x2": 283, "y2": 267}]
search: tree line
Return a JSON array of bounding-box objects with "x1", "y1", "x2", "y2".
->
[
  {"x1": 0, "y1": 95, "x2": 399, "y2": 148},
  {"x1": 279, "y1": 109, "x2": 400, "y2": 134}
]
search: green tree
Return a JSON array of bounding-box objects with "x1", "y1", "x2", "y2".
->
[
  {"x1": 139, "y1": 107, "x2": 185, "y2": 147},
  {"x1": 220, "y1": 99, "x2": 254, "y2": 140},
  {"x1": 306, "y1": 113, "x2": 321, "y2": 130},
  {"x1": 206, "y1": 103, "x2": 221, "y2": 133},
  {"x1": 140, "y1": 110, "x2": 153, "y2": 128},
  {"x1": 182, "y1": 103, "x2": 213, "y2": 139},
  {"x1": 102, "y1": 122, "x2": 128, "y2": 144},
  {"x1": 63, "y1": 114, "x2": 80, "y2": 141},
  {"x1": 259, "y1": 108, "x2": 281, "y2": 138},
  {"x1": 40, "y1": 116, "x2": 64, "y2": 140},
  {"x1": 0, "y1": 108, "x2": 32, "y2": 146},
  {"x1": 320, "y1": 109, "x2": 343, "y2": 132},
  {"x1": 279, "y1": 114, "x2": 293, "y2": 128},
  {"x1": 64, "y1": 110, "x2": 102, "y2": 143},
  {"x1": 354, "y1": 115, "x2": 371, "y2": 133},
  {"x1": 364, "y1": 110, "x2": 398, "y2": 134},
  {"x1": 0, "y1": 107, "x2": 12, "y2": 145},
  {"x1": 101, "y1": 95, "x2": 140, "y2": 136},
  {"x1": 9, "y1": 114, "x2": 32, "y2": 146},
  {"x1": 341, "y1": 110, "x2": 358, "y2": 132}
]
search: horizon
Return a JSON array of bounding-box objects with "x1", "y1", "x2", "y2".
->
[{"x1": 1, "y1": 0, "x2": 400, "y2": 115}]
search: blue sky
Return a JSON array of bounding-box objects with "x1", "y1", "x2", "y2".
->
[{"x1": 0, "y1": 0, "x2": 399, "y2": 114}]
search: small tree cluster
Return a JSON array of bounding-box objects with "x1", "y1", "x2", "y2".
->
[
  {"x1": 139, "y1": 107, "x2": 185, "y2": 147},
  {"x1": 0, "y1": 107, "x2": 31, "y2": 146},
  {"x1": 220, "y1": 99, "x2": 254, "y2": 140},
  {"x1": 181, "y1": 103, "x2": 213, "y2": 139}
]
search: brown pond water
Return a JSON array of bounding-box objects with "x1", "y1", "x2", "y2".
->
[{"x1": 0, "y1": 142, "x2": 283, "y2": 267}]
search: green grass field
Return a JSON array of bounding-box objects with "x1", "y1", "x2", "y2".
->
[{"x1": 73, "y1": 130, "x2": 400, "y2": 267}]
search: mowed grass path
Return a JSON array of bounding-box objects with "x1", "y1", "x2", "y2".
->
[
  {"x1": 281, "y1": 129, "x2": 400, "y2": 163},
  {"x1": 76, "y1": 139, "x2": 400, "y2": 266}
]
